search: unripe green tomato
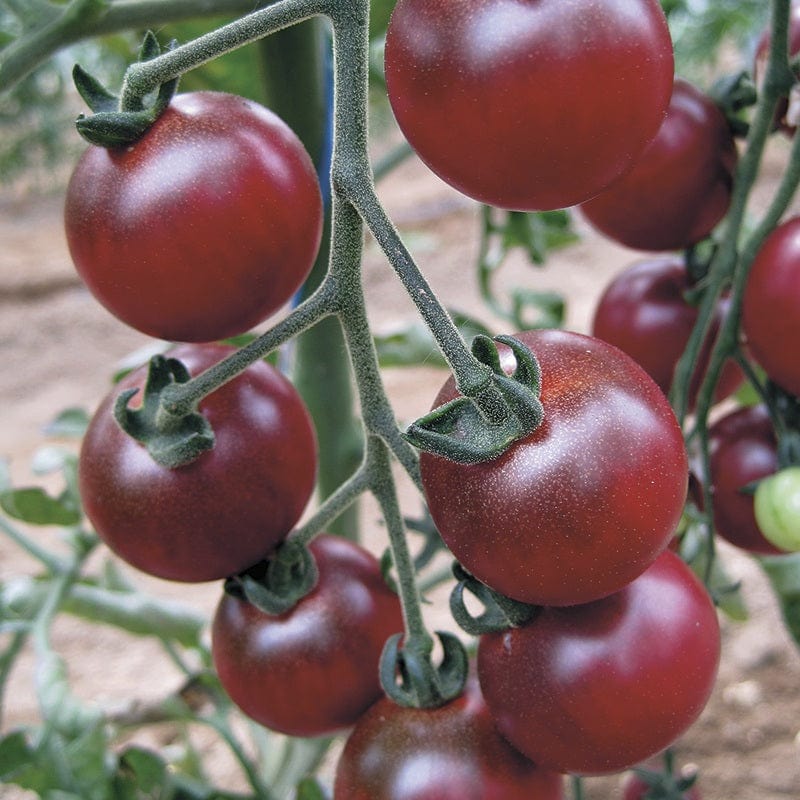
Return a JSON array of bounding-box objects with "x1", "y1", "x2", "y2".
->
[{"x1": 754, "y1": 467, "x2": 800, "y2": 552}]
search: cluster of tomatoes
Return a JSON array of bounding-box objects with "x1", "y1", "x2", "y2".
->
[{"x1": 60, "y1": 0, "x2": 800, "y2": 797}]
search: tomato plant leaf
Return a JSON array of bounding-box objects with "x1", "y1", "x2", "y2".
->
[
  {"x1": 296, "y1": 777, "x2": 330, "y2": 800},
  {"x1": 760, "y1": 552, "x2": 800, "y2": 647},
  {"x1": 0, "y1": 486, "x2": 81, "y2": 526},
  {"x1": 43, "y1": 407, "x2": 90, "y2": 439},
  {"x1": 375, "y1": 311, "x2": 492, "y2": 369}
]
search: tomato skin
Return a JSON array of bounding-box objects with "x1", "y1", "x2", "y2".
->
[
  {"x1": 708, "y1": 404, "x2": 784, "y2": 556},
  {"x1": 477, "y1": 551, "x2": 720, "y2": 776},
  {"x1": 580, "y1": 79, "x2": 738, "y2": 251},
  {"x1": 384, "y1": 0, "x2": 673, "y2": 211},
  {"x1": 65, "y1": 92, "x2": 323, "y2": 343},
  {"x1": 333, "y1": 674, "x2": 565, "y2": 800},
  {"x1": 79, "y1": 344, "x2": 317, "y2": 582},
  {"x1": 742, "y1": 216, "x2": 800, "y2": 397},
  {"x1": 591, "y1": 256, "x2": 743, "y2": 405},
  {"x1": 211, "y1": 535, "x2": 404, "y2": 737},
  {"x1": 420, "y1": 329, "x2": 688, "y2": 607}
]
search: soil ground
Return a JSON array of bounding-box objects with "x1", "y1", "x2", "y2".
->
[{"x1": 1, "y1": 142, "x2": 799, "y2": 799}]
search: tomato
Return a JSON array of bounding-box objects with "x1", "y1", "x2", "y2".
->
[
  {"x1": 333, "y1": 673, "x2": 565, "y2": 800},
  {"x1": 383, "y1": 0, "x2": 674, "y2": 211},
  {"x1": 622, "y1": 770, "x2": 701, "y2": 800},
  {"x1": 65, "y1": 91, "x2": 323, "y2": 343},
  {"x1": 591, "y1": 256, "x2": 743, "y2": 406},
  {"x1": 707, "y1": 404, "x2": 784, "y2": 556},
  {"x1": 754, "y1": 1, "x2": 800, "y2": 135},
  {"x1": 477, "y1": 550, "x2": 720, "y2": 776},
  {"x1": 419, "y1": 329, "x2": 688, "y2": 607},
  {"x1": 742, "y1": 216, "x2": 800, "y2": 397},
  {"x1": 79, "y1": 343, "x2": 317, "y2": 582},
  {"x1": 580, "y1": 79, "x2": 738, "y2": 251},
  {"x1": 754, "y1": 467, "x2": 800, "y2": 552},
  {"x1": 211, "y1": 534, "x2": 404, "y2": 737}
]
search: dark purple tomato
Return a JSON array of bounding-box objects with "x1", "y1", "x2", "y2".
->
[
  {"x1": 580, "y1": 79, "x2": 738, "y2": 251},
  {"x1": 79, "y1": 343, "x2": 317, "y2": 582},
  {"x1": 708, "y1": 404, "x2": 785, "y2": 555},
  {"x1": 742, "y1": 216, "x2": 800, "y2": 398},
  {"x1": 333, "y1": 674, "x2": 565, "y2": 800},
  {"x1": 384, "y1": 0, "x2": 674, "y2": 211},
  {"x1": 591, "y1": 256, "x2": 743, "y2": 406},
  {"x1": 65, "y1": 92, "x2": 323, "y2": 342},
  {"x1": 478, "y1": 550, "x2": 720, "y2": 776},
  {"x1": 420, "y1": 329, "x2": 688, "y2": 607},
  {"x1": 211, "y1": 534, "x2": 404, "y2": 737}
]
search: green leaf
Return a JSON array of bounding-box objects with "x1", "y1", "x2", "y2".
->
[
  {"x1": 0, "y1": 729, "x2": 58, "y2": 794},
  {"x1": 113, "y1": 746, "x2": 170, "y2": 799},
  {"x1": 375, "y1": 311, "x2": 492, "y2": 369},
  {"x1": 44, "y1": 407, "x2": 90, "y2": 439},
  {"x1": 0, "y1": 730, "x2": 35, "y2": 781},
  {"x1": 681, "y1": 525, "x2": 748, "y2": 621},
  {"x1": 760, "y1": 552, "x2": 800, "y2": 648},
  {"x1": 0, "y1": 486, "x2": 81, "y2": 526},
  {"x1": 297, "y1": 776, "x2": 330, "y2": 800}
]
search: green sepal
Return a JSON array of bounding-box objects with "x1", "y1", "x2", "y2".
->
[
  {"x1": 405, "y1": 334, "x2": 544, "y2": 464},
  {"x1": 225, "y1": 539, "x2": 319, "y2": 616},
  {"x1": 72, "y1": 64, "x2": 118, "y2": 113},
  {"x1": 71, "y1": 32, "x2": 180, "y2": 148},
  {"x1": 449, "y1": 562, "x2": 538, "y2": 635},
  {"x1": 379, "y1": 631, "x2": 468, "y2": 709},
  {"x1": 113, "y1": 355, "x2": 215, "y2": 470}
]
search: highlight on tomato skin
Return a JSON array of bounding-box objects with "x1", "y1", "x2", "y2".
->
[
  {"x1": 79, "y1": 343, "x2": 318, "y2": 583},
  {"x1": 65, "y1": 91, "x2": 323, "y2": 343},
  {"x1": 579, "y1": 78, "x2": 738, "y2": 252},
  {"x1": 211, "y1": 534, "x2": 405, "y2": 738},
  {"x1": 332, "y1": 672, "x2": 566, "y2": 800},
  {"x1": 384, "y1": 0, "x2": 674, "y2": 211},
  {"x1": 477, "y1": 550, "x2": 721, "y2": 777},
  {"x1": 420, "y1": 329, "x2": 689, "y2": 608}
]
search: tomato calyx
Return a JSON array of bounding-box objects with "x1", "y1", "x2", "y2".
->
[
  {"x1": 405, "y1": 334, "x2": 544, "y2": 464},
  {"x1": 628, "y1": 764, "x2": 700, "y2": 800},
  {"x1": 379, "y1": 631, "x2": 468, "y2": 709},
  {"x1": 114, "y1": 354, "x2": 215, "y2": 470},
  {"x1": 449, "y1": 563, "x2": 539, "y2": 635},
  {"x1": 73, "y1": 31, "x2": 179, "y2": 148},
  {"x1": 223, "y1": 539, "x2": 319, "y2": 615},
  {"x1": 709, "y1": 69, "x2": 758, "y2": 138}
]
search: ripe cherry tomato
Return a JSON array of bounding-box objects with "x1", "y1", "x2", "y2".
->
[
  {"x1": 742, "y1": 216, "x2": 800, "y2": 397},
  {"x1": 754, "y1": 1, "x2": 800, "y2": 135},
  {"x1": 79, "y1": 343, "x2": 317, "y2": 582},
  {"x1": 420, "y1": 329, "x2": 688, "y2": 607},
  {"x1": 211, "y1": 534, "x2": 404, "y2": 737},
  {"x1": 384, "y1": 0, "x2": 673, "y2": 211},
  {"x1": 333, "y1": 674, "x2": 565, "y2": 800},
  {"x1": 580, "y1": 79, "x2": 738, "y2": 251},
  {"x1": 754, "y1": 466, "x2": 800, "y2": 552},
  {"x1": 477, "y1": 551, "x2": 720, "y2": 776},
  {"x1": 591, "y1": 256, "x2": 743, "y2": 406},
  {"x1": 707, "y1": 404, "x2": 784, "y2": 555},
  {"x1": 65, "y1": 92, "x2": 323, "y2": 343},
  {"x1": 622, "y1": 770, "x2": 701, "y2": 800}
]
